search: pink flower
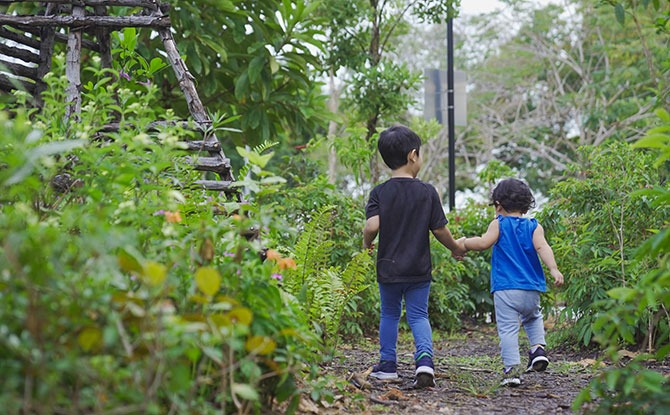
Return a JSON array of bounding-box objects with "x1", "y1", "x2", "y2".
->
[{"x1": 271, "y1": 273, "x2": 283, "y2": 281}]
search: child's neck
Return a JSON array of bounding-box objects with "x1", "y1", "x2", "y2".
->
[
  {"x1": 391, "y1": 166, "x2": 416, "y2": 178},
  {"x1": 497, "y1": 207, "x2": 523, "y2": 217}
]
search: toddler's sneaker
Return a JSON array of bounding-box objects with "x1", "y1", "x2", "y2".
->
[
  {"x1": 413, "y1": 355, "x2": 436, "y2": 388},
  {"x1": 369, "y1": 360, "x2": 398, "y2": 380},
  {"x1": 526, "y1": 346, "x2": 549, "y2": 372},
  {"x1": 500, "y1": 365, "x2": 521, "y2": 387}
]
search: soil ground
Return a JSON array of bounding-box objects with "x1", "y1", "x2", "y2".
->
[{"x1": 304, "y1": 325, "x2": 602, "y2": 414}]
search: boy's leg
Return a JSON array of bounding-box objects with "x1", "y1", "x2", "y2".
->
[
  {"x1": 378, "y1": 282, "x2": 403, "y2": 362},
  {"x1": 405, "y1": 281, "x2": 435, "y2": 387},
  {"x1": 404, "y1": 281, "x2": 433, "y2": 361},
  {"x1": 493, "y1": 290, "x2": 522, "y2": 368}
]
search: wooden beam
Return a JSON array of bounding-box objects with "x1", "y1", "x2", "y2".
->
[
  {"x1": 0, "y1": 43, "x2": 39, "y2": 63},
  {"x1": 0, "y1": 0, "x2": 162, "y2": 9},
  {"x1": 183, "y1": 140, "x2": 222, "y2": 153},
  {"x1": 192, "y1": 180, "x2": 235, "y2": 192},
  {"x1": 0, "y1": 60, "x2": 38, "y2": 80},
  {"x1": 0, "y1": 27, "x2": 41, "y2": 49},
  {"x1": 0, "y1": 73, "x2": 35, "y2": 93},
  {"x1": 186, "y1": 156, "x2": 232, "y2": 175},
  {"x1": 0, "y1": 14, "x2": 171, "y2": 28}
]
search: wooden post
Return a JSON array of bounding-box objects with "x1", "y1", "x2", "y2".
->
[
  {"x1": 94, "y1": 5, "x2": 113, "y2": 69},
  {"x1": 64, "y1": 5, "x2": 84, "y2": 120}
]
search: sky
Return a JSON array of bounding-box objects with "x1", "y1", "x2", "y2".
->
[{"x1": 460, "y1": 0, "x2": 557, "y2": 15}]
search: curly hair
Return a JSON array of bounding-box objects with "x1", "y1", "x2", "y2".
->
[{"x1": 491, "y1": 178, "x2": 536, "y2": 214}]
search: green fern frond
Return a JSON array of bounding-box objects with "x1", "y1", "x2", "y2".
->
[
  {"x1": 236, "y1": 140, "x2": 280, "y2": 179},
  {"x1": 280, "y1": 205, "x2": 373, "y2": 346}
]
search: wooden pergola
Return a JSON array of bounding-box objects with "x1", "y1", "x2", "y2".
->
[{"x1": 0, "y1": 0, "x2": 235, "y2": 194}]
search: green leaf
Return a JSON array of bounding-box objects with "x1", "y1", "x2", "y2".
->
[
  {"x1": 232, "y1": 383, "x2": 259, "y2": 401},
  {"x1": 118, "y1": 249, "x2": 143, "y2": 274},
  {"x1": 607, "y1": 287, "x2": 637, "y2": 301},
  {"x1": 614, "y1": 3, "x2": 625, "y2": 25}
]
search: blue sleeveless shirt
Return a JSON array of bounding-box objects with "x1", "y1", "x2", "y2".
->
[{"x1": 490, "y1": 215, "x2": 546, "y2": 293}]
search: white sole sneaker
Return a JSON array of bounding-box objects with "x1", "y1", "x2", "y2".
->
[{"x1": 369, "y1": 371, "x2": 399, "y2": 380}]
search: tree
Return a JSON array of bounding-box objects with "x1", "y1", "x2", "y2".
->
[
  {"x1": 448, "y1": 0, "x2": 669, "y2": 191},
  {"x1": 319, "y1": 0, "x2": 460, "y2": 184}
]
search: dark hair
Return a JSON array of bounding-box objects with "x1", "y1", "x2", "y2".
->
[
  {"x1": 377, "y1": 125, "x2": 421, "y2": 170},
  {"x1": 491, "y1": 178, "x2": 536, "y2": 213}
]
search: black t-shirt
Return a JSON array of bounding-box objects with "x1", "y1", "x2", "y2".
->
[{"x1": 365, "y1": 177, "x2": 448, "y2": 283}]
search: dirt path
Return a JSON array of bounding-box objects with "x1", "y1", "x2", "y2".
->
[{"x1": 312, "y1": 325, "x2": 598, "y2": 414}]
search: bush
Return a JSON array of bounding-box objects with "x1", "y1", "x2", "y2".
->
[
  {"x1": 0, "y1": 59, "x2": 320, "y2": 414},
  {"x1": 573, "y1": 109, "x2": 670, "y2": 414},
  {"x1": 538, "y1": 141, "x2": 668, "y2": 347}
]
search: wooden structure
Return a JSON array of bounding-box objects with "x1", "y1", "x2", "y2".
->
[{"x1": 0, "y1": 0, "x2": 234, "y2": 193}]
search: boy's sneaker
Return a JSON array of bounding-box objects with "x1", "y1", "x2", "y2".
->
[
  {"x1": 370, "y1": 360, "x2": 398, "y2": 380},
  {"x1": 526, "y1": 346, "x2": 549, "y2": 372},
  {"x1": 413, "y1": 355, "x2": 436, "y2": 388},
  {"x1": 500, "y1": 366, "x2": 522, "y2": 387}
]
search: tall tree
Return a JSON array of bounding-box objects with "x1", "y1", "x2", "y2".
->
[{"x1": 319, "y1": 0, "x2": 460, "y2": 184}]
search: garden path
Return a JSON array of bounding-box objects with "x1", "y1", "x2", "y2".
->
[{"x1": 303, "y1": 325, "x2": 600, "y2": 414}]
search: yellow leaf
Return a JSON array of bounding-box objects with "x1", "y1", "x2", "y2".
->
[
  {"x1": 142, "y1": 261, "x2": 167, "y2": 286},
  {"x1": 227, "y1": 307, "x2": 253, "y2": 326},
  {"x1": 195, "y1": 267, "x2": 221, "y2": 297},
  {"x1": 188, "y1": 294, "x2": 210, "y2": 304},
  {"x1": 245, "y1": 335, "x2": 276, "y2": 355},
  {"x1": 78, "y1": 326, "x2": 102, "y2": 351}
]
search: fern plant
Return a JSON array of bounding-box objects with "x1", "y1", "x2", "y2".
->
[{"x1": 282, "y1": 205, "x2": 373, "y2": 346}]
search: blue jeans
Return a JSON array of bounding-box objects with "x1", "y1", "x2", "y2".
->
[
  {"x1": 378, "y1": 281, "x2": 433, "y2": 362},
  {"x1": 494, "y1": 289, "x2": 546, "y2": 367}
]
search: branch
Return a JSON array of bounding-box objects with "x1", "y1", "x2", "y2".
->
[{"x1": 0, "y1": 14, "x2": 171, "y2": 28}]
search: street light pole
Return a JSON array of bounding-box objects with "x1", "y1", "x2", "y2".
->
[{"x1": 447, "y1": 16, "x2": 455, "y2": 211}]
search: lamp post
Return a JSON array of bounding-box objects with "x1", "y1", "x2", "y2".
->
[{"x1": 447, "y1": 16, "x2": 455, "y2": 211}]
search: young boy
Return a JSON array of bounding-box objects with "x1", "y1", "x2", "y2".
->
[
  {"x1": 460, "y1": 178, "x2": 564, "y2": 386},
  {"x1": 363, "y1": 125, "x2": 466, "y2": 388}
]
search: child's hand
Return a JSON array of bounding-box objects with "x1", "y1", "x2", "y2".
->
[
  {"x1": 550, "y1": 269, "x2": 564, "y2": 286},
  {"x1": 451, "y1": 237, "x2": 467, "y2": 260},
  {"x1": 364, "y1": 243, "x2": 375, "y2": 256}
]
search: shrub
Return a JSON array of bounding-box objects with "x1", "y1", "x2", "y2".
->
[
  {"x1": 538, "y1": 141, "x2": 668, "y2": 347},
  {"x1": 0, "y1": 58, "x2": 320, "y2": 414}
]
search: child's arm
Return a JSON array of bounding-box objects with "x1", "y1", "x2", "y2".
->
[
  {"x1": 532, "y1": 224, "x2": 564, "y2": 286},
  {"x1": 432, "y1": 226, "x2": 467, "y2": 257},
  {"x1": 463, "y1": 219, "x2": 499, "y2": 252},
  {"x1": 363, "y1": 215, "x2": 379, "y2": 250}
]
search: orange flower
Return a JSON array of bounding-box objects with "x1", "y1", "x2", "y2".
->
[
  {"x1": 278, "y1": 257, "x2": 297, "y2": 270},
  {"x1": 265, "y1": 249, "x2": 282, "y2": 261},
  {"x1": 164, "y1": 211, "x2": 182, "y2": 223}
]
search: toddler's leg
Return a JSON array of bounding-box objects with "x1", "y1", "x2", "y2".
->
[
  {"x1": 517, "y1": 290, "x2": 545, "y2": 347},
  {"x1": 404, "y1": 281, "x2": 433, "y2": 360},
  {"x1": 494, "y1": 290, "x2": 522, "y2": 367},
  {"x1": 378, "y1": 282, "x2": 403, "y2": 362}
]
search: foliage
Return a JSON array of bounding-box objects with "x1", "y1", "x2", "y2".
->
[
  {"x1": 456, "y1": 0, "x2": 669, "y2": 193},
  {"x1": 573, "y1": 108, "x2": 670, "y2": 414},
  {"x1": 0, "y1": 56, "x2": 321, "y2": 414},
  {"x1": 156, "y1": 0, "x2": 331, "y2": 148},
  {"x1": 539, "y1": 142, "x2": 667, "y2": 347},
  {"x1": 317, "y1": 0, "x2": 461, "y2": 182},
  {"x1": 431, "y1": 203, "x2": 492, "y2": 328},
  {"x1": 280, "y1": 206, "x2": 373, "y2": 347}
]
